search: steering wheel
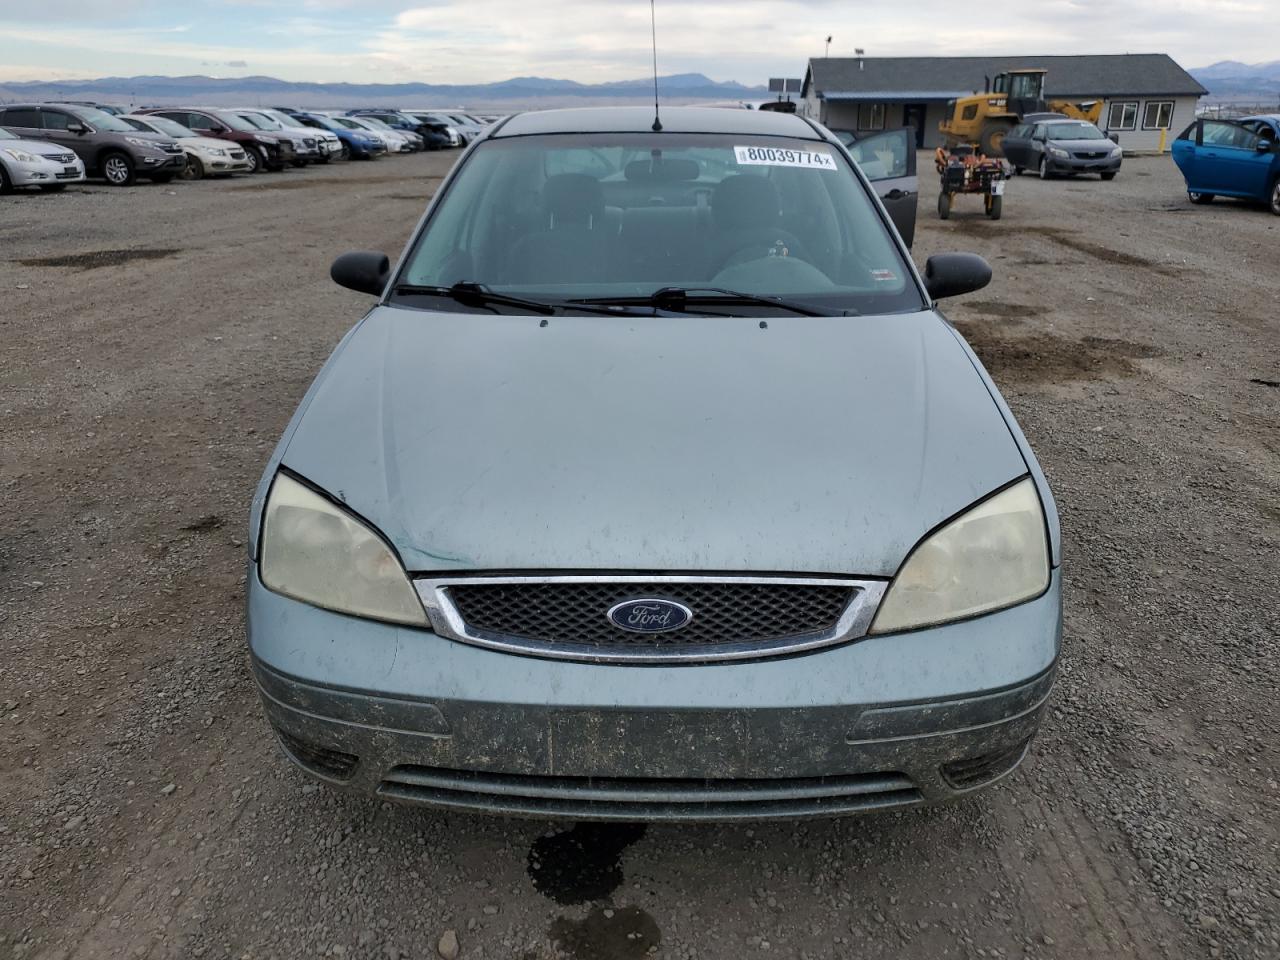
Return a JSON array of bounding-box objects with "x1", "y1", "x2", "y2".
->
[{"x1": 713, "y1": 228, "x2": 811, "y2": 274}]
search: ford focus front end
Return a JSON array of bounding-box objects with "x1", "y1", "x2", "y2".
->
[{"x1": 246, "y1": 106, "x2": 1061, "y2": 820}]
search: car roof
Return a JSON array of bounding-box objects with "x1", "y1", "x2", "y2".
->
[
  {"x1": 493, "y1": 106, "x2": 823, "y2": 140},
  {"x1": 1240, "y1": 115, "x2": 1279, "y2": 123}
]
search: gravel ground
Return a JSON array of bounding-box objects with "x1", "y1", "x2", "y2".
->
[{"x1": 1, "y1": 149, "x2": 1278, "y2": 960}]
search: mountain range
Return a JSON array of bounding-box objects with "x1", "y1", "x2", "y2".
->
[
  {"x1": 1189, "y1": 60, "x2": 1280, "y2": 98},
  {"x1": 0, "y1": 72, "x2": 768, "y2": 110}
]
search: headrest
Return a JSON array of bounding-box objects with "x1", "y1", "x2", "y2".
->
[
  {"x1": 712, "y1": 175, "x2": 781, "y2": 231},
  {"x1": 542, "y1": 173, "x2": 604, "y2": 228}
]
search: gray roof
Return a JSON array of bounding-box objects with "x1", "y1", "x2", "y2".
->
[
  {"x1": 495, "y1": 106, "x2": 822, "y2": 139},
  {"x1": 804, "y1": 54, "x2": 1207, "y2": 100}
]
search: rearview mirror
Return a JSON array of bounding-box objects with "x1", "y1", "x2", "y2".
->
[
  {"x1": 331, "y1": 251, "x2": 390, "y2": 296},
  {"x1": 923, "y1": 253, "x2": 992, "y2": 301}
]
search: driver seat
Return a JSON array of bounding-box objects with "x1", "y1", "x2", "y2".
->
[{"x1": 709, "y1": 175, "x2": 807, "y2": 272}]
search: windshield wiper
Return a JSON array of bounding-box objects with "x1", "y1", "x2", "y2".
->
[
  {"x1": 571, "y1": 286, "x2": 835, "y2": 317},
  {"x1": 392, "y1": 281, "x2": 661, "y2": 317},
  {"x1": 392, "y1": 281, "x2": 557, "y2": 315}
]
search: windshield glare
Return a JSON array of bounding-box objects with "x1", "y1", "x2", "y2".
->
[
  {"x1": 1048, "y1": 122, "x2": 1105, "y2": 141},
  {"x1": 70, "y1": 107, "x2": 135, "y2": 132},
  {"x1": 238, "y1": 113, "x2": 280, "y2": 130},
  {"x1": 138, "y1": 116, "x2": 192, "y2": 138},
  {"x1": 397, "y1": 133, "x2": 921, "y2": 315},
  {"x1": 216, "y1": 112, "x2": 258, "y2": 132}
]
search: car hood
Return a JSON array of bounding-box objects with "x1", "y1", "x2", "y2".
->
[
  {"x1": 184, "y1": 135, "x2": 236, "y2": 152},
  {"x1": 1049, "y1": 138, "x2": 1117, "y2": 151},
  {"x1": 278, "y1": 306, "x2": 1029, "y2": 577}
]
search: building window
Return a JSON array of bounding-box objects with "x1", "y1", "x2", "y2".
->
[
  {"x1": 1143, "y1": 101, "x2": 1174, "y2": 130},
  {"x1": 857, "y1": 103, "x2": 885, "y2": 130},
  {"x1": 1107, "y1": 101, "x2": 1138, "y2": 131}
]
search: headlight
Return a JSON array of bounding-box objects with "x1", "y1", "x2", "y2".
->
[
  {"x1": 1110, "y1": 145, "x2": 1123, "y2": 157},
  {"x1": 870, "y1": 478, "x2": 1049, "y2": 634},
  {"x1": 259, "y1": 473, "x2": 427, "y2": 626},
  {"x1": 201, "y1": 146, "x2": 227, "y2": 157},
  {"x1": 1048, "y1": 146, "x2": 1069, "y2": 159},
  {"x1": 3, "y1": 148, "x2": 40, "y2": 162},
  {"x1": 254, "y1": 134, "x2": 275, "y2": 145},
  {"x1": 125, "y1": 137, "x2": 162, "y2": 150}
]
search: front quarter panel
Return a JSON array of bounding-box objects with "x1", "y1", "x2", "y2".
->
[{"x1": 941, "y1": 318, "x2": 1061, "y2": 567}]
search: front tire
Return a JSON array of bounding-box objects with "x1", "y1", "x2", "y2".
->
[
  {"x1": 1189, "y1": 191, "x2": 1214, "y2": 205},
  {"x1": 0, "y1": 164, "x2": 14, "y2": 194},
  {"x1": 339, "y1": 143, "x2": 351, "y2": 161},
  {"x1": 938, "y1": 191, "x2": 952, "y2": 220},
  {"x1": 243, "y1": 146, "x2": 264, "y2": 174},
  {"x1": 1269, "y1": 178, "x2": 1280, "y2": 216},
  {"x1": 987, "y1": 194, "x2": 1003, "y2": 220},
  {"x1": 101, "y1": 151, "x2": 135, "y2": 186},
  {"x1": 180, "y1": 156, "x2": 204, "y2": 181},
  {"x1": 1038, "y1": 157, "x2": 1050, "y2": 180},
  {"x1": 1100, "y1": 171, "x2": 1116, "y2": 181}
]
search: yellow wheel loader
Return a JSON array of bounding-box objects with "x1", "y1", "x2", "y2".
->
[{"x1": 939, "y1": 69, "x2": 1102, "y2": 157}]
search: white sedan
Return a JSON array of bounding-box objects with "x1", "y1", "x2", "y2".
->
[{"x1": 0, "y1": 126, "x2": 86, "y2": 193}]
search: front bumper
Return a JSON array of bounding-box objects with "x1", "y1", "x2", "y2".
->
[
  {"x1": 6, "y1": 157, "x2": 85, "y2": 186},
  {"x1": 1046, "y1": 154, "x2": 1122, "y2": 174},
  {"x1": 139, "y1": 152, "x2": 187, "y2": 175},
  {"x1": 248, "y1": 569, "x2": 1061, "y2": 820}
]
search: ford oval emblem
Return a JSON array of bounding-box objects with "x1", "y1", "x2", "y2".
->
[{"x1": 607, "y1": 598, "x2": 693, "y2": 634}]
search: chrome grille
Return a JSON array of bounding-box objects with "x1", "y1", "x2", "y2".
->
[
  {"x1": 415, "y1": 575, "x2": 886, "y2": 663},
  {"x1": 46, "y1": 152, "x2": 76, "y2": 164}
]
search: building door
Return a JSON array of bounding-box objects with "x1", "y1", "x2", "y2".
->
[{"x1": 902, "y1": 104, "x2": 927, "y2": 149}]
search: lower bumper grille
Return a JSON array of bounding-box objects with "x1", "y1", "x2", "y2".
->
[
  {"x1": 417, "y1": 575, "x2": 885, "y2": 663},
  {"x1": 277, "y1": 729, "x2": 358, "y2": 781},
  {"x1": 941, "y1": 738, "x2": 1032, "y2": 789},
  {"x1": 379, "y1": 765, "x2": 920, "y2": 820}
]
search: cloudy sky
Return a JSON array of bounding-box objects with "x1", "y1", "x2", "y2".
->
[{"x1": 0, "y1": 0, "x2": 1269, "y2": 84}]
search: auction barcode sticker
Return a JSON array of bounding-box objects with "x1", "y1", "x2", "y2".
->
[{"x1": 734, "y1": 145, "x2": 837, "y2": 170}]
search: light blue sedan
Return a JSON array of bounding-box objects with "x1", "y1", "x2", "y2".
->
[
  {"x1": 247, "y1": 106, "x2": 1061, "y2": 820},
  {"x1": 1172, "y1": 116, "x2": 1280, "y2": 215}
]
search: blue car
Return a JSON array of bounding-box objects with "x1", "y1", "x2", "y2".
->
[
  {"x1": 1171, "y1": 116, "x2": 1280, "y2": 215},
  {"x1": 288, "y1": 111, "x2": 384, "y2": 161}
]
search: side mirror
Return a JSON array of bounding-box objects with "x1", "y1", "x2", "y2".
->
[
  {"x1": 1108, "y1": 132, "x2": 1119, "y2": 144},
  {"x1": 1257, "y1": 140, "x2": 1274, "y2": 153},
  {"x1": 924, "y1": 253, "x2": 992, "y2": 301},
  {"x1": 331, "y1": 251, "x2": 390, "y2": 296},
  {"x1": 68, "y1": 122, "x2": 88, "y2": 134}
]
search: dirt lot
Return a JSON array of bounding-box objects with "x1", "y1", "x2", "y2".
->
[{"x1": 2, "y1": 149, "x2": 1278, "y2": 960}]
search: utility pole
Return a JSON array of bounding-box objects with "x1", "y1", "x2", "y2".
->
[{"x1": 825, "y1": 36, "x2": 832, "y2": 59}]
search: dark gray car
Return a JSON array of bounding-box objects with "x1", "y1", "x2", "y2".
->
[
  {"x1": 246, "y1": 106, "x2": 1061, "y2": 822},
  {"x1": 0, "y1": 103, "x2": 186, "y2": 186},
  {"x1": 1004, "y1": 119, "x2": 1122, "y2": 180}
]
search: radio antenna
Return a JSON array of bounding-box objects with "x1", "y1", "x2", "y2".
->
[{"x1": 650, "y1": 0, "x2": 662, "y2": 131}]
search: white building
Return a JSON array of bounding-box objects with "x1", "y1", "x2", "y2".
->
[{"x1": 800, "y1": 54, "x2": 1207, "y2": 153}]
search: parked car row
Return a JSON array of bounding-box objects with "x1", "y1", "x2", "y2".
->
[{"x1": 0, "y1": 102, "x2": 494, "y2": 192}]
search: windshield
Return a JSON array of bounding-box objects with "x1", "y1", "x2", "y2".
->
[
  {"x1": 361, "y1": 117, "x2": 394, "y2": 131},
  {"x1": 395, "y1": 132, "x2": 921, "y2": 315},
  {"x1": 331, "y1": 117, "x2": 361, "y2": 130},
  {"x1": 237, "y1": 113, "x2": 281, "y2": 131},
  {"x1": 69, "y1": 106, "x2": 135, "y2": 132},
  {"x1": 262, "y1": 111, "x2": 299, "y2": 128},
  {"x1": 1047, "y1": 122, "x2": 1105, "y2": 141},
  {"x1": 216, "y1": 112, "x2": 259, "y2": 132},
  {"x1": 136, "y1": 115, "x2": 192, "y2": 138},
  {"x1": 315, "y1": 116, "x2": 346, "y2": 132}
]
